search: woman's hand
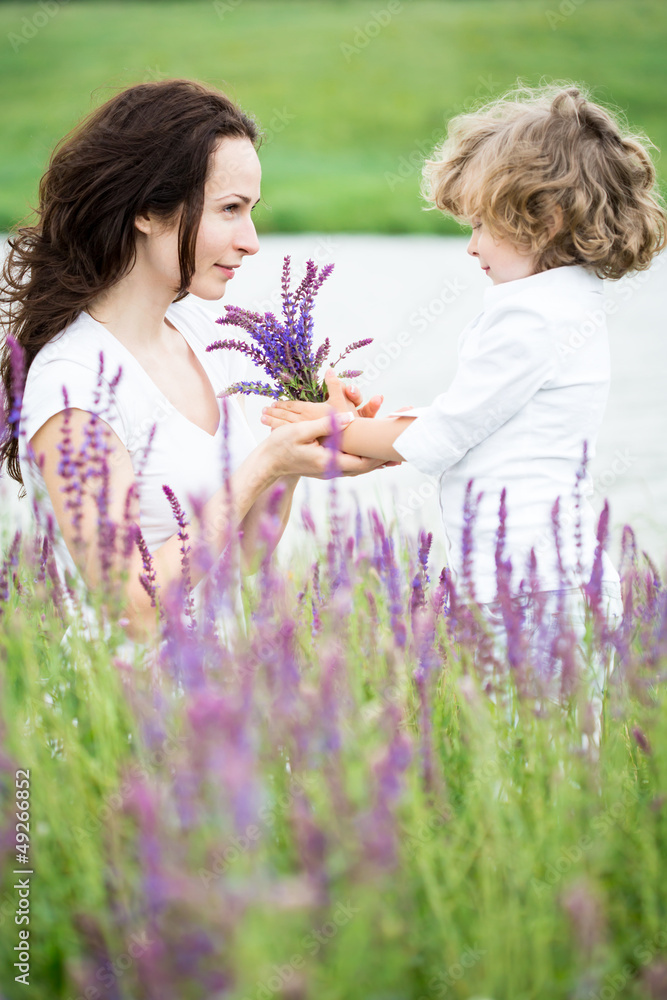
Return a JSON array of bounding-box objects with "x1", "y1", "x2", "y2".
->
[{"x1": 259, "y1": 412, "x2": 393, "y2": 479}]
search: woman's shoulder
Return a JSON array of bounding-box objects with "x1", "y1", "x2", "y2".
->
[
  {"x1": 21, "y1": 312, "x2": 130, "y2": 449},
  {"x1": 27, "y1": 310, "x2": 123, "y2": 385}
]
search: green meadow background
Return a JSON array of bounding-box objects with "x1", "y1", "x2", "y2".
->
[{"x1": 0, "y1": 0, "x2": 666, "y2": 234}]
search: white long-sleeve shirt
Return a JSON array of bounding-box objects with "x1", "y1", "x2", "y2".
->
[{"x1": 395, "y1": 265, "x2": 620, "y2": 603}]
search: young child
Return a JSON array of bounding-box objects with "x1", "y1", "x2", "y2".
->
[{"x1": 262, "y1": 85, "x2": 666, "y2": 659}]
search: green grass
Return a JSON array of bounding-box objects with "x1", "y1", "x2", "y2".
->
[{"x1": 0, "y1": 0, "x2": 666, "y2": 233}]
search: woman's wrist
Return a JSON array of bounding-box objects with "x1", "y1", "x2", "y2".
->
[
  {"x1": 279, "y1": 473, "x2": 301, "y2": 489},
  {"x1": 254, "y1": 434, "x2": 284, "y2": 488}
]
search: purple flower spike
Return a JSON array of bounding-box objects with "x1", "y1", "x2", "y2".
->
[{"x1": 209, "y1": 256, "x2": 373, "y2": 402}]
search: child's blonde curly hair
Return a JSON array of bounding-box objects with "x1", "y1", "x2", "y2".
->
[{"x1": 423, "y1": 83, "x2": 666, "y2": 279}]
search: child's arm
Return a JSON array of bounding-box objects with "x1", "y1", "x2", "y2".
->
[
  {"x1": 261, "y1": 369, "x2": 414, "y2": 463},
  {"x1": 263, "y1": 406, "x2": 413, "y2": 463}
]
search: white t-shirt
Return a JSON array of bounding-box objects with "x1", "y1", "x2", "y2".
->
[
  {"x1": 395, "y1": 265, "x2": 620, "y2": 604},
  {"x1": 19, "y1": 295, "x2": 257, "y2": 600}
]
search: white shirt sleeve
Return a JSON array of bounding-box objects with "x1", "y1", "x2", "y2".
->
[
  {"x1": 21, "y1": 358, "x2": 129, "y2": 448},
  {"x1": 395, "y1": 301, "x2": 558, "y2": 477}
]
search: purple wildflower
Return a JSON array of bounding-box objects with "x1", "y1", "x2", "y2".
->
[
  {"x1": 4, "y1": 335, "x2": 26, "y2": 440},
  {"x1": 136, "y1": 529, "x2": 158, "y2": 609},
  {"x1": 573, "y1": 441, "x2": 588, "y2": 577},
  {"x1": 383, "y1": 534, "x2": 406, "y2": 648},
  {"x1": 208, "y1": 256, "x2": 373, "y2": 401},
  {"x1": 494, "y1": 488, "x2": 528, "y2": 678},
  {"x1": 461, "y1": 479, "x2": 483, "y2": 601},
  {"x1": 632, "y1": 726, "x2": 652, "y2": 754},
  {"x1": 162, "y1": 485, "x2": 195, "y2": 627},
  {"x1": 584, "y1": 500, "x2": 610, "y2": 624}
]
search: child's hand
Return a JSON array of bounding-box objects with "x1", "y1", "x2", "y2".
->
[
  {"x1": 261, "y1": 368, "x2": 384, "y2": 429},
  {"x1": 261, "y1": 399, "x2": 330, "y2": 428}
]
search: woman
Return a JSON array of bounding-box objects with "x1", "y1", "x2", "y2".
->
[{"x1": 0, "y1": 79, "x2": 382, "y2": 641}]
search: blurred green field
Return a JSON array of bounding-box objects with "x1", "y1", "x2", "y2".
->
[{"x1": 0, "y1": 0, "x2": 666, "y2": 233}]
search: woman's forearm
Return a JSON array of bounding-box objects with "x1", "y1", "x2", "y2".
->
[
  {"x1": 120, "y1": 439, "x2": 280, "y2": 636},
  {"x1": 238, "y1": 474, "x2": 300, "y2": 571}
]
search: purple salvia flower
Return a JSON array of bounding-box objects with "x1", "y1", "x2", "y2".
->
[
  {"x1": 330, "y1": 338, "x2": 373, "y2": 368},
  {"x1": 162, "y1": 484, "x2": 196, "y2": 627},
  {"x1": 300, "y1": 503, "x2": 317, "y2": 535},
  {"x1": 561, "y1": 881, "x2": 605, "y2": 959},
  {"x1": 632, "y1": 726, "x2": 652, "y2": 754},
  {"x1": 136, "y1": 529, "x2": 158, "y2": 609},
  {"x1": 206, "y1": 338, "x2": 268, "y2": 370},
  {"x1": 5, "y1": 335, "x2": 26, "y2": 439},
  {"x1": 361, "y1": 707, "x2": 412, "y2": 869},
  {"x1": 0, "y1": 531, "x2": 21, "y2": 613},
  {"x1": 365, "y1": 588, "x2": 378, "y2": 624},
  {"x1": 208, "y1": 397, "x2": 238, "y2": 618},
  {"x1": 209, "y1": 256, "x2": 372, "y2": 401},
  {"x1": 494, "y1": 488, "x2": 528, "y2": 678},
  {"x1": 383, "y1": 534, "x2": 406, "y2": 647},
  {"x1": 218, "y1": 380, "x2": 283, "y2": 399},
  {"x1": 584, "y1": 500, "x2": 610, "y2": 624},
  {"x1": 280, "y1": 254, "x2": 298, "y2": 327},
  {"x1": 433, "y1": 566, "x2": 449, "y2": 618},
  {"x1": 461, "y1": 479, "x2": 482, "y2": 602},
  {"x1": 410, "y1": 530, "x2": 432, "y2": 617},
  {"x1": 574, "y1": 441, "x2": 588, "y2": 577},
  {"x1": 313, "y1": 337, "x2": 330, "y2": 370},
  {"x1": 336, "y1": 369, "x2": 363, "y2": 379},
  {"x1": 551, "y1": 496, "x2": 567, "y2": 585}
]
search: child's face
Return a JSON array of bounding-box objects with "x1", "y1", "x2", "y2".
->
[{"x1": 467, "y1": 218, "x2": 537, "y2": 285}]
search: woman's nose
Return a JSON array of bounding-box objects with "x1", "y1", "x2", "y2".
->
[{"x1": 237, "y1": 217, "x2": 260, "y2": 257}]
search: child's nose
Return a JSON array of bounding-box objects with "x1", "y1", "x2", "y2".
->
[{"x1": 467, "y1": 233, "x2": 478, "y2": 257}]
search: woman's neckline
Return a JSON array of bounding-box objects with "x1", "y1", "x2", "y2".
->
[{"x1": 84, "y1": 303, "x2": 222, "y2": 439}]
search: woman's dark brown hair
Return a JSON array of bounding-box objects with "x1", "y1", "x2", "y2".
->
[{"x1": 0, "y1": 78, "x2": 258, "y2": 488}]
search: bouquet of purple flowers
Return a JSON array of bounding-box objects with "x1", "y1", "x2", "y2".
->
[{"x1": 206, "y1": 256, "x2": 372, "y2": 402}]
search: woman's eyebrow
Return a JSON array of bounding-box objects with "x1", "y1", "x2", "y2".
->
[{"x1": 214, "y1": 193, "x2": 261, "y2": 206}]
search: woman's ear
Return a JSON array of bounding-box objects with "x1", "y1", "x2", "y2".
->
[{"x1": 134, "y1": 212, "x2": 153, "y2": 236}]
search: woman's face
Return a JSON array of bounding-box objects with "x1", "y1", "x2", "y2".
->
[{"x1": 136, "y1": 136, "x2": 262, "y2": 299}]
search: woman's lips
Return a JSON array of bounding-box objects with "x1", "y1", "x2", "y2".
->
[{"x1": 215, "y1": 264, "x2": 236, "y2": 278}]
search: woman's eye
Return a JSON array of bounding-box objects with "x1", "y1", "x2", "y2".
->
[{"x1": 223, "y1": 203, "x2": 239, "y2": 213}]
